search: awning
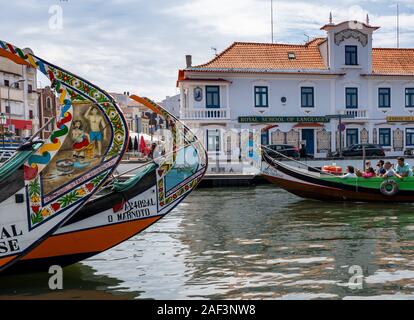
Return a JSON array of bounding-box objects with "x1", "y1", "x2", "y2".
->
[
  {"x1": 293, "y1": 122, "x2": 324, "y2": 128},
  {"x1": 262, "y1": 124, "x2": 279, "y2": 131},
  {"x1": 3, "y1": 119, "x2": 33, "y2": 130}
]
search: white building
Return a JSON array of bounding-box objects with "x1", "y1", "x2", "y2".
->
[
  {"x1": 177, "y1": 19, "x2": 414, "y2": 162},
  {"x1": 159, "y1": 94, "x2": 180, "y2": 118},
  {"x1": 0, "y1": 50, "x2": 39, "y2": 141}
]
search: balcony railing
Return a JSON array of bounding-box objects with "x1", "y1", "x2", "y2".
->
[
  {"x1": 180, "y1": 108, "x2": 230, "y2": 120},
  {"x1": 341, "y1": 109, "x2": 368, "y2": 119}
]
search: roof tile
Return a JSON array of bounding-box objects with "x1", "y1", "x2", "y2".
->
[{"x1": 191, "y1": 39, "x2": 414, "y2": 75}]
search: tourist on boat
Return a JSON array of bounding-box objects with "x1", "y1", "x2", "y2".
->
[
  {"x1": 395, "y1": 157, "x2": 413, "y2": 177},
  {"x1": 361, "y1": 167, "x2": 376, "y2": 178},
  {"x1": 376, "y1": 160, "x2": 386, "y2": 176},
  {"x1": 342, "y1": 166, "x2": 357, "y2": 178},
  {"x1": 381, "y1": 161, "x2": 403, "y2": 179}
]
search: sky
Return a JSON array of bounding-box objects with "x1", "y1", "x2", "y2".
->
[{"x1": 1, "y1": 0, "x2": 414, "y2": 101}]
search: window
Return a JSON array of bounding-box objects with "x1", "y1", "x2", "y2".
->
[
  {"x1": 4, "y1": 80, "x2": 9, "y2": 87},
  {"x1": 346, "y1": 128, "x2": 358, "y2": 146},
  {"x1": 5, "y1": 106, "x2": 10, "y2": 114},
  {"x1": 406, "y1": 128, "x2": 414, "y2": 146},
  {"x1": 29, "y1": 110, "x2": 33, "y2": 119},
  {"x1": 46, "y1": 97, "x2": 51, "y2": 110},
  {"x1": 378, "y1": 88, "x2": 391, "y2": 108},
  {"x1": 206, "y1": 86, "x2": 220, "y2": 108},
  {"x1": 28, "y1": 84, "x2": 33, "y2": 93},
  {"x1": 207, "y1": 129, "x2": 220, "y2": 152},
  {"x1": 288, "y1": 52, "x2": 296, "y2": 60},
  {"x1": 406, "y1": 88, "x2": 414, "y2": 108},
  {"x1": 301, "y1": 87, "x2": 314, "y2": 108},
  {"x1": 379, "y1": 128, "x2": 391, "y2": 146},
  {"x1": 345, "y1": 45, "x2": 358, "y2": 65},
  {"x1": 14, "y1": 82, "x2": 20, "y2": 89},
  {"x1": 254, "y1": 86, "x2": 268, "y2": 107},
  {"x1": 346, "y1": 88, "x2": 358, "y2": 109}
]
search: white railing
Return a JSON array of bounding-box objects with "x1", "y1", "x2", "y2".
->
[
  {"x1": 340, "y1": 109, "x2": 368, "y2": 119},
  {"x1": 180, "y1": 108, "x2": 231, "y2": 120}
]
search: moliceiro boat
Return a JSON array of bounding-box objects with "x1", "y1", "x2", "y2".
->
[
  {"x1": 262, "y1": 147, "x2": 414, "y2": 202},
  {"x1": 5, "y1": 96, "x2": 207, "y2": 274},
  {"x1": 0, "y1": 41, "x2": 128, "y2": 272}
]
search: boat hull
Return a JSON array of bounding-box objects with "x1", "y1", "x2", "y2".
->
[{"x1": 2, "y1": 215, "x2": 161, "y2": 275}]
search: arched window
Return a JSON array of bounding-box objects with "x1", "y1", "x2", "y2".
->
[{"x1": 46, "y1": 97, "x2": 51, "y2": 110}]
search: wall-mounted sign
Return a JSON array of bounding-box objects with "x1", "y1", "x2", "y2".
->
[
  {"x1": 194, "y1": 87, "x2": 203, "y2": 102},
  {"x1": 238, "y1": 116, "x2": 329, "y2": 123},
  {"x1": 386, "y1": 116, "x2": 414, "y2": 122}
]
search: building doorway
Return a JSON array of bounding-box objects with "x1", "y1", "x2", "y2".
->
[
  {"x1": 301, "y1": 129, "x2": 314, "y2": 155},
  {"x1": 261, "y1": 130, "x2": 269, "y2": 146}
]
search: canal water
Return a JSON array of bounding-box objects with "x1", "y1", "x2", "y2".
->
[{"x1": 1, "y1": 186, "x2": 414, "y2": 299}]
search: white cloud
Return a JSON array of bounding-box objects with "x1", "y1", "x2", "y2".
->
[{"x1": 2, "y1": 0, "x2": 414, "y2": 101}]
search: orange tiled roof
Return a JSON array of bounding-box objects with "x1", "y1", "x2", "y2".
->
[
  {"x1": 192, "y1": 38, "x2": 328, "y2": 71},
  {"x1": 372, "y1": 48, "x2": 414, "y2": 75},
  {"x1": 188, "y1": 39, "x2": 414, "y2": 76}
]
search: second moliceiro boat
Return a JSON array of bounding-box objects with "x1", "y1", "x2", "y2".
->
[{"x1": 262, "y1": 148, "x2": 414, "y2": 202}]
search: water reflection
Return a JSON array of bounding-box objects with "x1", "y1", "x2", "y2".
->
[
  {"x1": 1, "y1": 186, "x2": 413, "y2": 299},
  {"x1": 0, "y1": 263, "x2": 139, "y2": 299}
]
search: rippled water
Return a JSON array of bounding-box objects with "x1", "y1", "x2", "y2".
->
[{"x1": 1, "y1": 186, "x2": 414, "y2": 299}]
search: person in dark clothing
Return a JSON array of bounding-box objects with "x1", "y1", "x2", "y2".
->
[{"x1": 299, "y1": 144, "x2": 307, "y2": 158}]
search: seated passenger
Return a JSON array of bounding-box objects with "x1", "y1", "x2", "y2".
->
[
  {"x1": 376, "y1": 160, "x2": 386, "y2": 176},
  {"x1": 342, "y1": 166, "x2": 357, "y2": 178},
  {"x1": 381, "y1": 161, "x2": 403, "y2": 180},
  {"x1": 395, "y1": 157, "x2": 413, "y2": 177},
  {"x1": 361, "y1": 167, "x2": 376, "y2": 178}
]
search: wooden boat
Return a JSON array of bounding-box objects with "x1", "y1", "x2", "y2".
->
[
  {"x1": 0, "y1": 41, "x2": 128, "y2": 272},
  {"x1": 4, "y1": 96, "x2": 207, "y2": 274},
  {"x1": 262, "y1": 150, "x2": 414, "y2": 202}
]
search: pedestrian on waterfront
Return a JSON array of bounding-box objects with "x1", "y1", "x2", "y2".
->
[
  {"x1": 148, "y1": 143, "x2": 157, "y2": 159},
  {"x1": 376, "y1": 160, "x2": 386, "y2": 176},
  {"x1": 342, "y1": 165, "x2": 357, "y2": 178},
  {"x1": 395, "y1": 157, "x2": 413, "y2": 177},
  {"x1": 299, "y1": 144, "x2": 307, "y2": 159},
  {"x1": 381, "y1": 161, "x2": 403, "y2": 180}
]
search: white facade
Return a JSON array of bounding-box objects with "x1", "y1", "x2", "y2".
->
[
  {"x1": 178, "y1": 20, "x2": 414, "y2": 164},
  {"x1": 159, "y1": 94, "x2": 180, "y2": 118},
  {"x1": 0, "y1": 52, "x2": 39, "y2": 140}
]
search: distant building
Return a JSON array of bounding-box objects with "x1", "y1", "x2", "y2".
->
[
  {"x1": 0, "y1": 50, "x2": 39, "y2": 141},
  {"x1": 178, "y1": 18, "x2": 414, "y2": 161},
  {"x1": 111, "y1": 92, "x2": 151, "y2": 134},
  {"x1": 159, "y1": 94, "x2": 180, "y2": 118},
  {"x1": 37, "y1": 86, "x2": 59, "y2": 139}
]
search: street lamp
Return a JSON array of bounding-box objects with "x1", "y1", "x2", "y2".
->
[{"x1": 7, "y1": 79, "x2": 25, "y2": 141}]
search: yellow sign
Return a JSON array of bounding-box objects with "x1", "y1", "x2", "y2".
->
[{"x1": 386, "y1": 116, "x2": 414, "y2": 122}]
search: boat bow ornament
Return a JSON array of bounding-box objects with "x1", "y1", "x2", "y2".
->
[{"x1": 0, "y1": 40, "x2": 128, "y2": 272}]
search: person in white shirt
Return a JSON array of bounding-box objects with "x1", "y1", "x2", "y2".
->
[
  {"x1": 381, "y1": 161, "x2": 403, "y2": 180},
  {"x1": 342, "y1": 165, "x2": 357, "y2": 178}
]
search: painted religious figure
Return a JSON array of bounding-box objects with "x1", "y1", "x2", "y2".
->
[
  {"x1": 72, "y1": 120, "x2": 90, "y2": 159},
  {"x1": 84, "y1": 106, "x2": 107, "y2": 157}
]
